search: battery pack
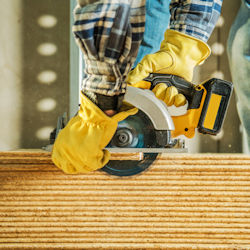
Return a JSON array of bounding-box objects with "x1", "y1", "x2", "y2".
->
[{"x1": 198, "y1": 78, "x2": 233, "y2": 135}]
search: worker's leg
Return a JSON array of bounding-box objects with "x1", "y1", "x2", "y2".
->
[
  {"x1": 227, "y1": 0, "x2": 250, "y2": 151},
  {"x1": 134, "y1": 0, "x2": 171, "y2": 66}
]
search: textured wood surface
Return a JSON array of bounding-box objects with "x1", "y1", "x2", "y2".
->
[{"x1": 0, "y1": 151, "x2": 250, "y2": 249}]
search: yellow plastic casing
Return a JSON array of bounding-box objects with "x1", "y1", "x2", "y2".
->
[
  {"x1": 171, "y1": 85, "x2": 207, "y2": 138},
  {"x1": 202, "y1": 93, "x2": 222, "y2": 130}
]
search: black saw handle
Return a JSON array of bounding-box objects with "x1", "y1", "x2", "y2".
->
[{"x1": 144, "y1": 73, "x2": 203, "y2": 110}]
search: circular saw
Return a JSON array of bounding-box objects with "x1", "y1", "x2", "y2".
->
[
  {"x1": 46, "y1": 74, "x2": 233, "y2": 177},
  {"x1": 103, "y1": 74, "x2": 233, "y2": 176}
]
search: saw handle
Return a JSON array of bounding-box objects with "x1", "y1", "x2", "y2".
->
[{"x1": 144, "y1": 73, "x2": 203, "y2": 109}]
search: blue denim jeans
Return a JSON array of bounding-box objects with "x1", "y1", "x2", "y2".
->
[
  {"x1": 134, "y1": 0, "x2": 171, "y2": 66},
  {"x1": 227, "y1": 0, "x2": 250, "y2": 151}
]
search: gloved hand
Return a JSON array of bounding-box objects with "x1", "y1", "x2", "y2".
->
[
  {"x1": 126, "y1": 29, "x2": 211, "y2": 107},
  {"x1": 52, "y1": 92, "x2": 138, "y2": 174}
]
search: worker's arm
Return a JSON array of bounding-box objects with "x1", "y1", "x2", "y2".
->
[
  {"x1": 73, "y1": 0, "x2": 145, "y2": 98},
  {"x1": 126, "y1": 0, "x2": 223, "y2": 106},
  {"x1": 52, "y1": 0, "x2": 145, "y2": 174},
  {"x1": 169, "y1": 0, "x2": 223, "y2": 42}
]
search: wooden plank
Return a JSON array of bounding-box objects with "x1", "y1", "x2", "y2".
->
[
  {"x1": 0, "y1": 151, "x2": 143, "y2": 163},
  {"x1": 0, "y1": 151, "x2": 250, "y2": 249}
]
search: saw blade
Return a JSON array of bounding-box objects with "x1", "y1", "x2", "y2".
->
[{"x1": 102, "y1": 110, "x2": 167, "y2": 176}]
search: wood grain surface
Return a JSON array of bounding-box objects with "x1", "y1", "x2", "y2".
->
[{"x1": 0, "y1": 151, "x2": 250, "y2": 249}]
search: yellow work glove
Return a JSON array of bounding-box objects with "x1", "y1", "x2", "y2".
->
[
  {"x1": 152, "y1": 83, "x2": 186, "y2": 107},
  {"x1": 52, "y1": 92, "x2": 138, "y2": 174},
  {"x1": 126, "y1": 29, "x2": 211, "y2": 107}
]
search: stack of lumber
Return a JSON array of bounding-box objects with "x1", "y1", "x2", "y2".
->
[{"x1": 0, "y1": 151, "x2": 250, "y2": 249}]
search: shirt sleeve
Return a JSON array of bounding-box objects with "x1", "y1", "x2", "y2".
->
[
  {"x1": 169, "y1": 0, "x2": 223, "y2": 42},
  {"x1": 73, "y1": 0, "x2": 145, "y2": 95}
]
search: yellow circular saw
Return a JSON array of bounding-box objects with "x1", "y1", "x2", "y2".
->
[
  {"x1": 47, "y1": 74, "x2": 233, "y2": 177},
  {"x1": 103, "y1": 74, "x2": 233, "y2": 176}
]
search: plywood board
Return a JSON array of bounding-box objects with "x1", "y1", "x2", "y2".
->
[{"x1": 0, "y1": 151, "x2": 250, "y2": 249}]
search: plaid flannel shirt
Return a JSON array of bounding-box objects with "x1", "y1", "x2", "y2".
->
[
  {"x1": 73, "y1": 0, "x2": 146, "y2": 96},
  {"x1": 73, "y1": 0, "x2": 222, "y2": 95},
  {"x1": 170, "y1": 0, "x2": 222, "y2": 42}
]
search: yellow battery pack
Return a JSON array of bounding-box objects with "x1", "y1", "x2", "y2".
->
[
  {"x1": 203, "y1": 94, "x2": 222, "y2": 130},
  {"x1": 198, "y1": 78, "x2": 233, "y2": 135}
]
